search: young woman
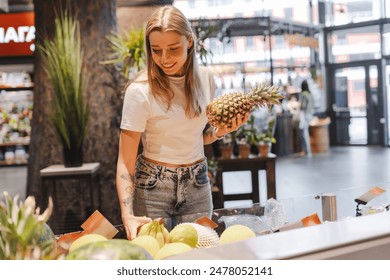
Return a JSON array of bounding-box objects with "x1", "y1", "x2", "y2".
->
[{"x1": 116, "y1": 6, "x2": 248, "y2": 240}]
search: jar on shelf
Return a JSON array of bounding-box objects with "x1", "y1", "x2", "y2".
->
[
  {"x1": 15, "y1": 145, "x2": 26, "y2": 164},
  {"x1": 4, "y1": 147, "x2": 15, "y2": 164}
]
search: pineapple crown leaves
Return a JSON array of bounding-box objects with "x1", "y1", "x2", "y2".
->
[
  {"x1": 247, "y1": 84, "x2": 283, "y2": 109},
  {"x1": 0, "y1": 192, "x2": 54, "y2": 260},
  {"x1": 206, "y1": 83, "x2": 283, "y2": 128}
]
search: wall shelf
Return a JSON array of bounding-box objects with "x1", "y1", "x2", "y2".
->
[{"x1": 0, "y1": 86, "x2": 34, "y2": 91}]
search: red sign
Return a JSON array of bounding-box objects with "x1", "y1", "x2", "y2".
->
[{"x1": 0, "y1": 12, "x2": 35, "y2": 57}]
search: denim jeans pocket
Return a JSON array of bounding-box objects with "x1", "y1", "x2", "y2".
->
[
  {"x1": 135, "y1": 160, "x2": 158, "y2": 190},
  {"x1": 193, "y1": 163, "x2": 209, "y2": 188}
]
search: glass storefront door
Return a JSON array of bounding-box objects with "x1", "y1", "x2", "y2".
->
[
  {"x1": 330, "y1": 62, "x2": 385, "y2": 145},
  {"x1": 385, "y1": 63, "x2": 390, "y2": 146}
]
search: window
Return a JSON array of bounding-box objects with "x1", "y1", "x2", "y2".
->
[
  {"x1": 328, "y1": 25, "x2": 380, "y2": 63},
  {"x1": 353, "y1": 80, "x2": 365, "y2": 92},
  {"x1": 273, "y1": 35, "x2": 285, "y2": 50},
  {"x1": 383, "y1": 23, "x2": 390, "y2": 56},
  {"x1": 208, "y1": 0, "x2": 217, "y2": 7},
  {"x1": 224, "y1": 39, "x2": 234, "y2": 53},
  {"x1": 284, "y1": 7, "x2": 293, "y2": 18},
  {"x1": 325, "y1": 0, "x2": 382, "y2": 26},
  {"x1": 188, "y1": 0, "x2": 195, "y2": 9},
  {"x1": 246, "y1": 36, "x2": 254, "y2": 51}
]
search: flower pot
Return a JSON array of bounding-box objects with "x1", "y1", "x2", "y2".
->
[
  {"x1": 238, "y1": 144, "x2": 250, "y2": 158},
  {"x1": 220, "y1": 146, "x2": 232, "y2": 159},
  {"x1": 259, "y1": 143, "x2": 270, "y2": 158},
  {"x1": 63, "y1": 146, "x2": 83, "y2": 167}
]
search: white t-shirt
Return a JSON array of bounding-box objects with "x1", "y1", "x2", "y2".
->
[{"x1": 120, "y1": 66, "x2": 216, "y2": 164}]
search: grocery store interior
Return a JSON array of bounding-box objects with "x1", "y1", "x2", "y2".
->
[{"x1": 2, "y1": 0, "x2": 390, "y2": 242}]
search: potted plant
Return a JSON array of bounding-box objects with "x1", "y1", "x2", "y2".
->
[
  {"x1": 38, "y1": 10, "x2": 89, "y2": 167},
  {"x1": 234, "y1": 114, "x2": 258, "y2": 158},
  {"x1": 234, "y1": 126, "x2": 251, "y2": 159},
  {"x1": 236, "y1": 137, "x2": 251, "y2": 159},
  {"x1": 256, "y1": 132, "x2": 276, "y2": 157},
  {"x1": 101, "y1": 26, "x2": 146, "y2": 80},
  {"x1": 218, "y1": 134, "x2": 233, "y2": 159}
]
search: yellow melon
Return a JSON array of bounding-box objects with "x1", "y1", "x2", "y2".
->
[
  {"x1": 69, "y1": 233, "x2": 107, "y2": 253},
  {"x1": 167, "y1": 224, "x2": 198, "y2": 248},
  {"x1": 154, "y1": 242, "x2": 193, "y2": 260},
  {"x1": 219, "y1": 225, "x2": 256, "y2": 244},
  {"x1": 131, "y1": 235, "x2": 160, "y2": 258}
]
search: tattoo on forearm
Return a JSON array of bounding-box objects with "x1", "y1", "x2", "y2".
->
[
  {"x1": 124, "y1": 186, "x2": 133, "y2": 194},
  {"x1": 121, "y1": 173, "x2": 134, "y2": 184},
  {"x1": 122, "y1": 196, "x2": 133, "y2": 208},
  {"x1": 120, "y1": 173, "x2": 135, "y2": 208}
]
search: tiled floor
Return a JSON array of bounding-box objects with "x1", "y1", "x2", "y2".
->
[
  {"x1": 1, "y1": 146, "x2": 390, "y2": 221},
  {"x1": 0, "y1": 166, "x2": 27, "y2": 200},
  {"x1": 222, "y1": 146, "x2": 390, "y2": 221}
]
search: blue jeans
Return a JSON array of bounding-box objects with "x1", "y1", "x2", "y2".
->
[{"x1": 133, "y1": 156, "x2": 213, "y2": 230}]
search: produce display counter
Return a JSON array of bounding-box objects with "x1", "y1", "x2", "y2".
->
[
  {"x1": 172, "y1": 210, "x2": 390, "y2": 260},
  {"x1": 56, "y1": 185, "x2": 390, "y2": 260},
  {"x1": 171, "y1": 185, "x2": 390, "y2": 259}
]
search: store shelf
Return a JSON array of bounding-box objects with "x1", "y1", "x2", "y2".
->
[
  {"x1": 0, "y1": 82, "x2": 33, "y2": 163},
  {"x1": 0, "y1": 159, "x2": 27, "y2": 166},
  {"x1": 0, "y1": 142, "x2": 29, "y2": 147},
  {"x1": 0, "y1": 86, "x2": 34, "y2": 91}
]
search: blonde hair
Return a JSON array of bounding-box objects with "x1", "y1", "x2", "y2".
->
[{"x1": 144, "y1": 6, "x2": 205, "y2": 118}]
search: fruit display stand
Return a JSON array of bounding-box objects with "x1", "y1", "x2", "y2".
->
[
  {"x1": 171, "y1": 210, "x2": 390, "y2": 260},
  {"x1": 170, "y1": 185, "x2": 390, "y2": 259},
  {"x1": 111, "y1": 203, "x2": 264, "y2": 239},
  {"x1": 4, "y1": 190, "x2": 389, "y2": 260}
]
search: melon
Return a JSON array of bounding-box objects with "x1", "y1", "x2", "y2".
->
[
  {"x1": 154, "y1": 242, "x2": 193, "y2": 260},
  {"x1": 219, "y1": 224, "x2": 256, "y2": 244},
  {"x1": 65, "y1": 239, "x2": 152, "y2": 260},
  {"x1": 131, "y1": 235, "x2": 160, "y2": 258},
  {"x1": 69, "y1": 233, "x2": 107, "y2": 253},
  {"x1": 180, "y1": 223, "x2": 219, "y2": 248},
  {"x1": 167, "y1": 224, "x2": 198, "y2": 248}
]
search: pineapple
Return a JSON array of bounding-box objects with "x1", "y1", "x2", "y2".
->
[
  {"x1": 0, "y1": 192, "x2": 58, "y2": 260},
  {"x1": 206, "y1": 83, "x2": 283, "y2": 128}
]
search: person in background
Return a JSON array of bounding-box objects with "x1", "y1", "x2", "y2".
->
[
  {"x1": 286, "y1": 93, "x2": 300, "y2": 153},
  {"x1": 116, "y1": 6, "x2": 248, "y2": 240},
  {"x1": 298, "y1": 80, "x2": 315, "y2": 157}
]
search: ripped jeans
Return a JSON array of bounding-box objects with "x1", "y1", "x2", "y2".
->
[{"x1": 133, "y1": 156, "x2": 213, "y2": 230}]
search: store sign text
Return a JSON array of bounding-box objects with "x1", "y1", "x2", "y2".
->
[
  {"x1": 0, "y1": 12, "x2": 35, "y2": 57},
  {"x1": 0, "y1": 26, "x2": 35, "y2": 44}
]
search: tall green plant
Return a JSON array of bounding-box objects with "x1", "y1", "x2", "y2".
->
[
  {"x1": 38, "y1": 10, "x2": 89, "y2": 151},
  {"x1": 101, "y1": 27, "x2": 146, "y2": 78}
]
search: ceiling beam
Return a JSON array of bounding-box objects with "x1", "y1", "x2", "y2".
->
[{"x1": 191, "y1": 16, "x2": 320, "y2": 38}]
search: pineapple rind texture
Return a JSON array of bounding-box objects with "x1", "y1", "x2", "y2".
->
[
  {"x1": 206, "y1": 84, "x2": 282, "y2": 127},
  {"x1": 0, "y1": 192, "x2": 56, "y2": 260}
]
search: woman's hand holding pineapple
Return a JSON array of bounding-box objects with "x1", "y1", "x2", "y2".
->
[{"x1": 214, "y1": 113, "x2": 250, "y2": 139}]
